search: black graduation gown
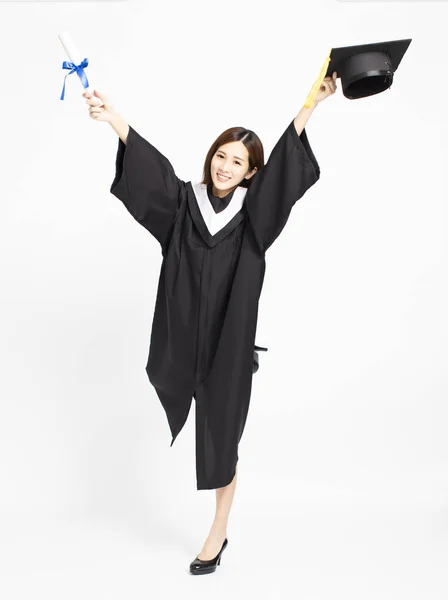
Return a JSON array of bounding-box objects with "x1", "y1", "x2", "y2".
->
[{"x1": 110, "y1": 118, "x2": 320, "y2": 490}]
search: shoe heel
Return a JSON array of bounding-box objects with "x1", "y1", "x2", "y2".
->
[{"x1": 217, "y1": 557, "x2": 221, "y2": 565}]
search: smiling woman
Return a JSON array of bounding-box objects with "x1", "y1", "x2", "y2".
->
[
  {"x1": 82, "y1": 69, "x2": 337, "y2": 574},
  {"x1": 107, "y1": 113, "x2": 321, "y2": 485}
]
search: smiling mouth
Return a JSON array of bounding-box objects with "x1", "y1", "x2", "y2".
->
[{"x1": 217, "y1": 173, "x2": 231, "y2": 182}]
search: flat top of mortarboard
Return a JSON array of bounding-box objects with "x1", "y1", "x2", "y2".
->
[{"x1": 326, "y1": 38, "x2": 412, "y2": 78}]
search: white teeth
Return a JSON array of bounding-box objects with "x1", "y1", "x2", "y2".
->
[{"x1": 218, "y1": 174, "x2": 230, "y2": 181}]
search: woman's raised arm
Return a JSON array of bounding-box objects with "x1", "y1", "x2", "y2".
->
[
  {"x1": 83, "y1": 89, "x2": 183, "y2": 247},
  {"x1": 109, "y1": 125, "x2": 184, "y2": 247},
  {"x1": 244, "y1": 113, "x2": 321, "y2": 253},
  {"x1": 244, "y1": 74, "x2": 337, "y2": 253}
]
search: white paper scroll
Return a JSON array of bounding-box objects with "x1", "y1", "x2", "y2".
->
[{"x1": 58, "y1": 31, "x2": 103, "y2": 106}]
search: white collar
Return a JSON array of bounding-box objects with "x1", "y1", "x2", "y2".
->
[{"x1": 191, "y1": 182, "x2": 247, "y2": 236}]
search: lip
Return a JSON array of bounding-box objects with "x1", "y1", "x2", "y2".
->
[{"x1": 217, "y1": 173, "x2": 230, "y2": 182}]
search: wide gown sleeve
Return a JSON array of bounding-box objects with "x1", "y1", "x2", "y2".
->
[
  {"x1": 244, "y1": 119, "x2": 320, "y2": 253},
  {"x1": 110, "y1": 125, "x2": 183, "y2": 246}
]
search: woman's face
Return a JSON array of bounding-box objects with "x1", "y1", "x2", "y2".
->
[{"x1": 210, "y1": 140, "x2": 257, "y2": 197}]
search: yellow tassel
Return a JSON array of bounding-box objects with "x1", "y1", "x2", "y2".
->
[{"x1": 304, "y1": 49, "x2": 332, "y2": 108}]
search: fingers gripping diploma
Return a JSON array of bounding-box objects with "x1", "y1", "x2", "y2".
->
[{"x1": 82, "y1": 89, "x2": 117, "y2": 123}]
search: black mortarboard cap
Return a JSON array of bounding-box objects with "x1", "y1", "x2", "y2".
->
[{"x1": 326, "y1": 39, "x2": 412, "y2": 99}]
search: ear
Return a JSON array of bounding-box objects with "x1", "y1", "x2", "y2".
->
[{"x1": 245, "y1": 166, "x2": 258, "y2": 180}]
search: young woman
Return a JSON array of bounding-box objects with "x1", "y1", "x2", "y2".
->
[{"x1": 83, "y1": 71, "x2": 337, "y2": 575}]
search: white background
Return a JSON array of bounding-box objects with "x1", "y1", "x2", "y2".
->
[{"x1": 0, "y1": 0, "x2": 447, "y2": 598}]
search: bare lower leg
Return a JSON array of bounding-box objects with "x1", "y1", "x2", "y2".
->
[{"x1": 197, "y1": 462, "x2": 238, "y2": 560}]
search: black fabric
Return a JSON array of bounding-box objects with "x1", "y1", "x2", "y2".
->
[
  {"x1": 206, "y1": 183, "x2": 235, "y2": 213},
  {"x1": 110, "y1": 119, "x2": 320, "y2": 490}
]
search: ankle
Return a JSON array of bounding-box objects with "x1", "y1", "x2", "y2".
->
[{"x1": 212, "y1": 517, "x2": 228, "y2": 531}]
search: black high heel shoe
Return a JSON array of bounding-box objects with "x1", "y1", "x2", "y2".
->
[{"x1": 189, "y1": 538, "x2": 228, "y2": 575}]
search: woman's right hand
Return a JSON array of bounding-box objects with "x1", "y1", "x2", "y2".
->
[{"x1": 82, "y1": 89, "x2": 117, "y2": 123}]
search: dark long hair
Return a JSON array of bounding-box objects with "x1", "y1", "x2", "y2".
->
[{"x1": 201, "y1": 127, "x2": 265, "y2": 189}]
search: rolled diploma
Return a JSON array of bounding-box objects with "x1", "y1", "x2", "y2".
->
[{"x1": 58, "y1": 30, "x2": 103, "y2": 106}]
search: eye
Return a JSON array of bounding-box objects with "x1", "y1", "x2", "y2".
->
[{"x1": 216, "y1": 153, "x2": 241, "y2": 166}]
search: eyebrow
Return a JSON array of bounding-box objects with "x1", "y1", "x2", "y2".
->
[{"x1": 217, "y1": 150, "x2": 246, "y2": 162}]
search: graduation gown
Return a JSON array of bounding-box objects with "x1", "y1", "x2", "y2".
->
[{"x1": 110, "y1": 118, "x2": 320, "y2": 490}]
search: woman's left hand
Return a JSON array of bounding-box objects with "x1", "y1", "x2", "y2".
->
[{"x1": 315, "y1": 71, "x2": 338, "y2": 104}]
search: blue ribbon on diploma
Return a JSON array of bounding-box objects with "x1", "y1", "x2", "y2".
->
[{"x1": 60, "y1": 57, "x2": 90, "y2": 100}]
